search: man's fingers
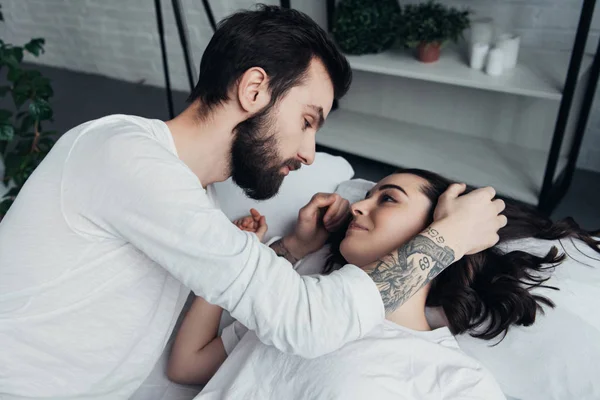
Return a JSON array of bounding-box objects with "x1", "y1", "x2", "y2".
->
[
  {"x1": 323, "y1": 197, "x2": 345, "y2": 224},
  {"x1": 328, "y1": 213, "x2": 351, "y2": 232},
  {"x1": 300, "y1": 193, "x2": 338, "y2": 220},
  {"x1": 310, "y1": 193, "x2": 339, "y2": 209},
  {"x1": 325, "y1": 200, "x2": 350, "y2": 228}
]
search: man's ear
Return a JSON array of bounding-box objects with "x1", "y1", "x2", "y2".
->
[{"x1": 237, "y1": 67, "x2": 271, "y2": 114}]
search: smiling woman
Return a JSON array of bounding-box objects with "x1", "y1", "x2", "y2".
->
[
  {"x1": 165, "y1": 167, "x2": 599, "y2": 399},
  {"x1": 327, "y1": 168, "x2": 600, "y2": 340}
]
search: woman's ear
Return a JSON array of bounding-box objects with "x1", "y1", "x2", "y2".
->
[{"x1": 236, "y1": 67, "x2": 271, "y2": 114}]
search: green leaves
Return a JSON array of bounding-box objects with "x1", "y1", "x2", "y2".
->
[
  {"x1": 0, "y1": 46, "x2": 25, "y2": 70},
  {"x1": 29, "y1": 99, "x2": 52, "y2": 120},
  {"x1": 0, "y1": 110, "x2": 14, "y2": 141},
  {"x1": 400, "y1": 1, "x2": 471, "y2": 47},
  {"x1": 24, "y1": 38, "x2": 45, "y2": 57},
  {"x1": 0, "y1": 34, "x2": 55, "y2": 217},
  {"x1": 333, "y1": 0, "x2": 402, "y2": 55},
  {"x1": 9, "y1": 70, "x2": 54, "y2": 109},
  {"x1": 333, "y1": 0, "x2": 471, "y2": 54},
  {"x1": 0, "y1": 124, "x2": 14, "y2": 141}
]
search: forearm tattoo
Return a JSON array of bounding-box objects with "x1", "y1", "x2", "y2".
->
[
  {"x1": 270, "y1": 238, "x2": 300, "y2": 265},
  {"x1": 365, "y1": 233, "x2": 455, "y2": 314}
]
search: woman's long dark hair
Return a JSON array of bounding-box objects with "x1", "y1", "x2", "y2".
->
[{"x1": 327, "y1": 168, "x2": 600, "y2": 342}]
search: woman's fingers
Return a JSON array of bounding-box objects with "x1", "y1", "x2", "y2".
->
[
  {"x1": 498, "y1": 214, "x2": 508, "y2": 229},
  {"x1": 493, "y1": 199, "x2": 506, "y2": 214},
  {"x1": 234, "y1": 215, "x2": 259, "y2": 232},
  {"x1": 256, "y1": 215, "x2": 268, "y2": 240},
  {"x1": 250, "y1": 208, "x2": 261, "y2": 222}
]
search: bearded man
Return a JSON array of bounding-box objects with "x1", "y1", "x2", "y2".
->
[{"x1": 0, "y1": 5, "x2": 505, "y2": 399}]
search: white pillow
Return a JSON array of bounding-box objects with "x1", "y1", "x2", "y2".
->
[
  {"x1": 212, "y1": 152, "x2": 354, "y2": 242},
  {"x1": 456, "y1": 237, "x2": 600, "y2": 400},
  {"x1": 335, "y1": 178, "x2": 600, "y2": 400}
]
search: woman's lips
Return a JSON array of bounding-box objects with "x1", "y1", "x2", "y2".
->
[{"x1": 348, "y1": 222, "x2": 368, "y2": 231}]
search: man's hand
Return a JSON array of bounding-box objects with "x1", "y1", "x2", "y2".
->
[
  {"x1": 433, "y1": 184, "x2": 507, "y2": 258},
  {"x1": 364, "y1": 183, "x2": 506, "y2": 315},
  {"x1": 283, "y1": 193, "x2": 350, "y2": 261},
  {"x1": 233, "y1": 208, "x2": 268, "y2": 242}
]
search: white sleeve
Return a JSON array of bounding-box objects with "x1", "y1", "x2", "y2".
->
[
  {"x1": 220, "y1": 321, "x2": 249, "y2": 355},
  {"x1": 441, "y1": 363, "x2": 506, "y2": 400},
  {"x1": 61, "y1": 129, "x2": 384, "y2": 358}
]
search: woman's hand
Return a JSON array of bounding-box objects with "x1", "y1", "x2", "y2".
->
[
  {"x1": 233, "y1": 208, "x2": 268, "y2": 242},
  {"x1": 284, "y1": 193, "x2": 350, "y2": 260},
  {"x1": 432, "y1": 184, "x2": 507, "y2": 258}
]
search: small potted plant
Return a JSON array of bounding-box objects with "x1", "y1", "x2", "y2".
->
[
  {"x1": 400, "y1": 1, "x2": 471, "y2": 63},
  {"x1": 333, "y1": 0, "x2": 402, "y2": 55}
]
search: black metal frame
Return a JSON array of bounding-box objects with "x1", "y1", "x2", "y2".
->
[
  {"x1": 153, "y1": 0, "x2": 174, "y2": 119},
  {"x1": 539, "y1": 0, "x2": 598, "y2": 213},
  {"x1": 153, "y1": 0, "x2": 217, "y2": 118},
  {"x1": 172, "y1": 0, "x2": 196, "y2": 92},
  {"x1": 156, "y1": 0, "x2": 599, "y2": 214}
]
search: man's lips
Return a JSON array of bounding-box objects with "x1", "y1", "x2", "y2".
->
[{"x1": 282, "y1": 163, "x2": 301, "y2": 175}]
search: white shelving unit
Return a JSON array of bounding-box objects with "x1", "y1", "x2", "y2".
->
[{"x1": 318, "y1": 48, "x2": 592, "y2": 204}]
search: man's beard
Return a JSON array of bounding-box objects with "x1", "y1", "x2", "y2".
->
[{"x1": 230, "y1": 106, "x2": 301, "y2": 200}]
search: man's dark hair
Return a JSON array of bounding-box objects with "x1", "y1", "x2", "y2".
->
[{"x1": 188, "y1": 4, "x2": 352, "y2": 116}]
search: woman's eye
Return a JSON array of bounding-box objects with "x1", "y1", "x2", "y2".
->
[{"x1": 381, "y1": 194, "x2": 396, "y2": 203}]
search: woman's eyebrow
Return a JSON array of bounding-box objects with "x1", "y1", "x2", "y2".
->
[{"x1": 377, "y1": 184, "x2": 409, "y2": 197}]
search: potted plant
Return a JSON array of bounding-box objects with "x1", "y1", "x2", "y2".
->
[
  {"x1": 0, "y1": 5, "x2": 56, "y2": 217},
  {"x1": 400, "y1": 0, "x2": 471, "y2": 63},
  {"x1": 333, "y1": 0, "x2": 402, "y2": 55}
]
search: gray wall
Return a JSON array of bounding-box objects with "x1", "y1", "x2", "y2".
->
[{"x1": 2, "y1": 0, "x2": 599, "y2": 171}]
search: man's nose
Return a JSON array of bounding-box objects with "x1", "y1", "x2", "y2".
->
[{"x1": 298, "y1": 135, "x2": 316, "y2": 165}]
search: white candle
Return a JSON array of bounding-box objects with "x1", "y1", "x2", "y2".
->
[
  {"x1": 470, "y1": 18, "x2": 494, "y2": 46},
  {"x1": 486, "y1": 48, "x2": 504, "y2": 76},
  {"x1": 497, "y1": 33, "x2": 520, "y2": 69},
  {"x1": 470, "y1": 43, "x2": 490, "y2": 70}
]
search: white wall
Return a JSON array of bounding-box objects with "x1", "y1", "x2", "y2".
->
[{"x1": 1, "y1": 0, "x2": 599, "y2": 171}]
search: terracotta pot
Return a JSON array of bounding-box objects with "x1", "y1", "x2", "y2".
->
[{"x1": 417, "y1": 42, "x2": 441, "y2": 63}]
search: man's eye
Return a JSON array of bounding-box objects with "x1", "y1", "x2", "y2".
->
[{"x1": 303, "y1": 119, "x2": 311, "y2": 130}]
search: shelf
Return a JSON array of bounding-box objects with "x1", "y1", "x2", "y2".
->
[
  {"x1": 345, "y1": 49, "x2": 593, "y2": 101},
  {"x1": 318, "y1": 109, "x2": 568, "y2": 204}
]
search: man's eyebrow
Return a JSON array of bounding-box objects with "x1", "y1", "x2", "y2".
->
[{"x1": 307, "y1": 105, "x2": 324, "y2": 129}]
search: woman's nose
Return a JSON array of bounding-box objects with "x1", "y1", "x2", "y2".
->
[{"x1": 351, "y1": 200, "x2": 367, "y2": 216}]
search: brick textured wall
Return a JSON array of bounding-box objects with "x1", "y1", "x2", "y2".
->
[{"x1": 2, "y1": 0, "x2": 599, "y2": 171}]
